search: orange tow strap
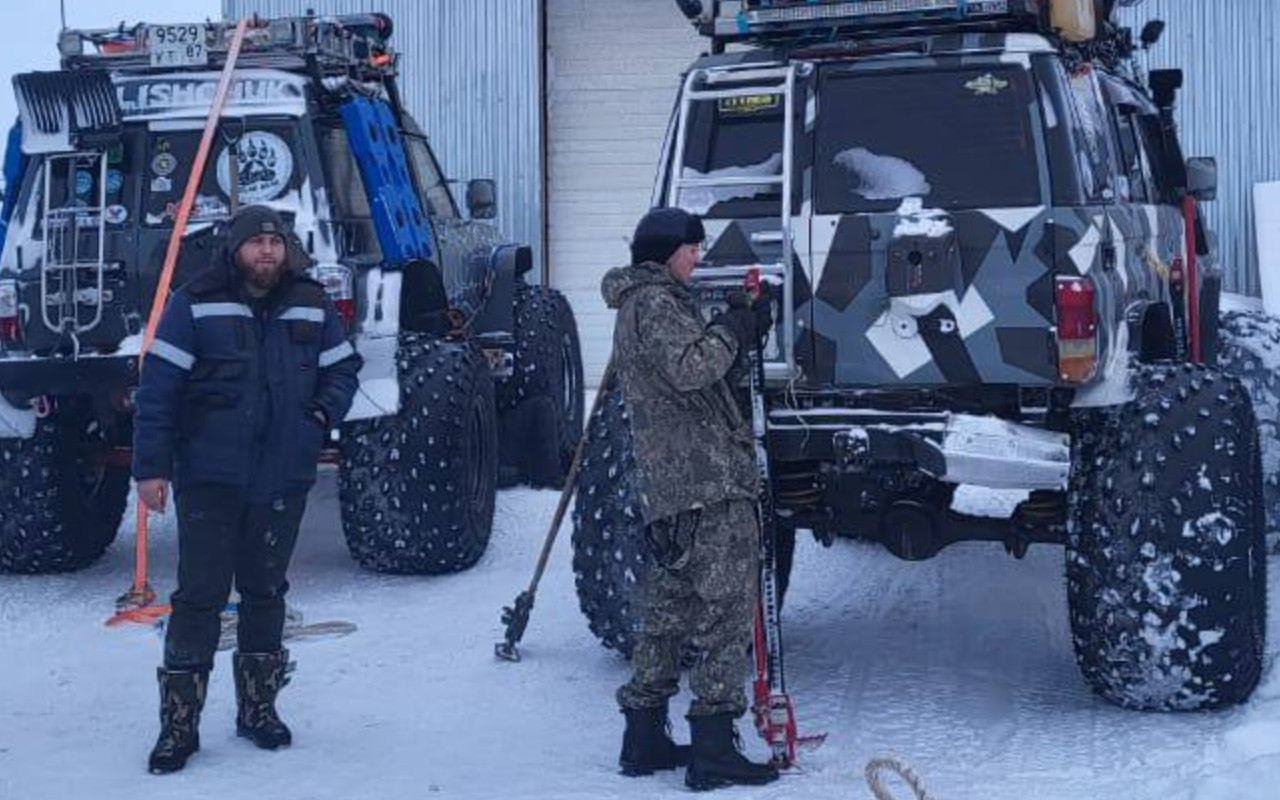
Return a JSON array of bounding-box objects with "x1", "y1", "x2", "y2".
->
[{"x1": 108, "y1": 19, "x2": 251, "y2": 627}]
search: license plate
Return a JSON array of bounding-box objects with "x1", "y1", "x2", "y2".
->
[{"x1": 148, "y1": 24, "x2": 207, "y2": 68}]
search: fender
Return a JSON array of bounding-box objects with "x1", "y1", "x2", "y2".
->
[{"x1": 468, "y1": 243, "x2": 532, "y2": 338}]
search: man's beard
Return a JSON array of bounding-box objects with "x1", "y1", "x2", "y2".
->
[{"x1": 239, "y1": 259, "x2": 284, "y2": 292}]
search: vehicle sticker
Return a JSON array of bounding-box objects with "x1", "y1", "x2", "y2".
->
[
  {"x1": 105, "y1": 204, "x2": 129, "y2": 225},
  {"x1": 965, "y1": 73, "x2": 1009, "y2": 96},
  {"x1": 75, "y1": 171, "x2": 94, "y2": 196},
  {"x1": 150, "y1": 176, "x2": 173, "y2": 193},
  {"x1": 191, "y1": 193, "x2": 229, "y2": 222},
  {"x1": 106, "y1": 170, "x2": 125, "y2": 194},
  {"x1": 216, "y1": 131, "x2": 294, "y2": 204},
  {"x1": 718, "y1": 93, "x2": 781, "y2": 116},
  {"x1": 151, "y1": 151, "x2": 178, "y2": 177}
]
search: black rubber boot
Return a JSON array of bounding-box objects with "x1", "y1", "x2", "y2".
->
[
  {"x1": 685, "y1": 713, "x2": 780, "y2": 791},
  {"x1": 233, "y1": 650, "x2": 293, "y2": 750},
  {"x1": 619, "y1": 705, "x2": 693, "y2": 776},
  {"x1": 148, "y1": 668, "x2": 208, "y2": 775}
]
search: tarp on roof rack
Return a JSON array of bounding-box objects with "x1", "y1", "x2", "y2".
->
[{"x1": 12, "y1": 69, "x2": 121, "y2": 155}]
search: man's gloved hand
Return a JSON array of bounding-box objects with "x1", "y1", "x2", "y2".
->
[{"x1": 721, "y1": 285, "x2": 775, "y2": 349}]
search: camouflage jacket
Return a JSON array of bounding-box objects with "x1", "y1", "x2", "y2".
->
[{"x1": 602, "y1": 262, "x2": 757, "y2": 523}]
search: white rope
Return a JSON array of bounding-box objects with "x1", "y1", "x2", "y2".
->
[{"x1": 865, "y1": 757, "x2": 934, "y2": 800}]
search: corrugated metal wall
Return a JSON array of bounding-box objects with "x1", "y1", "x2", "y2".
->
[
  {"x1": 222, "y1": 0, "x2": 544, "y2": 277},
  {"x1": 1119, "y1": 0, "x2": 1280, "y2": 296}
]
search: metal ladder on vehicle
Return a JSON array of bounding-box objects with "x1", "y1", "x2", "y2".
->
[
  {"x1": 40, "y1": 151, "x2": 109, "y2": 342},
  {"x1": 666, "y1": 61, "x2": 804, "y2": 381}
]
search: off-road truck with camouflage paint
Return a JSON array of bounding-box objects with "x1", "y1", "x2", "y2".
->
[
  {"x1": 572, "y1": 0, "x2": 1267, "y2": 711},
  {"x1": 0, "y1": 14, "x2": 584, "y2": 577}
]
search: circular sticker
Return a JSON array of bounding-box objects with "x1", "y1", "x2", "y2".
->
[
  {"x1": 217, "y1": 131, "x2": 294, "y2": 204},
  {"x1": 75, "y1": 171, "x2": 94, "y2": 196},
  {"x1": 106, "y1": 170, "x2": 125, "y2": 194},
  {"x1": 105, "y1": 204, "x2": 129, "y2": 225},
  {"x1": 152, "y1": 152, "x2": 178, "y2": 177}
]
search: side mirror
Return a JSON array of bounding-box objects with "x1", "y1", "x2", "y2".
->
[
  {"x1": 1186, "y1": 157, "x2": 1217, "y2": 202},
  {"x1": 466, "y1": 179, "x2": 497, "y2": 220},
  {"x1": 1140, "y1": 20, "x2": 1166, "y2": 49}
]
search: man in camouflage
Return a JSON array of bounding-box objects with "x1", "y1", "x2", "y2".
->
[{"x1": 601, "y1": 207, "x2": 777, "y2": 791}]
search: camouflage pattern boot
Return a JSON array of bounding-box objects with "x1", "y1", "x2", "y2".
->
[
  {"x1": 233, "y1": 650, "x2": 293, "y2": 750},
  {"x1": 685, "y1": 713, "x2": 779, "y2": 791},
  {"x1": 148, "y1": 668, "x2": 208, "y2": 774},
  {"x1": 619, "y1": 704, "x2": 692, "y2": 776}
]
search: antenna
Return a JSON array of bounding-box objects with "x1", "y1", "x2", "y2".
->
[{"x1": 60, "y1": 0, "x2": 67, "y2": 29}]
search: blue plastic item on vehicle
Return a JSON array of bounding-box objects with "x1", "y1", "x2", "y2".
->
[
  {"x1": 0, "y1": 121, "x2": 27, "y2": 255},
  {"x1": 338, "y1": 96, "x2": 434, "y2": 266}
]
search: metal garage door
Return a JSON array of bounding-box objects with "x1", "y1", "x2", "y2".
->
[{"x1": 546, "y1": 0, "x2": 701, "y2": 384}]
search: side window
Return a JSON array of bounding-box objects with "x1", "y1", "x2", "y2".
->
[
  {"x1": 315, "y1": 125, "x2": 382, "y2": 261},
  {"x1": 1065, "y1": 67, "x2": 1120, "y2": 204},
  {"x1": 1135, "y1": 114, "x2": 1177, "y2": 205},
  {"x1": 404, "y1": 136, "x2": 458, "y2": 219},
  {"x1": 1112, "y1": 112, "x2": 1152, "y2": 203}
]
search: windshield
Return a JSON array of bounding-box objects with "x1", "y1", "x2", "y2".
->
[{"x1": 814, "y1": 66, "x2": 1041, "y2": 213}]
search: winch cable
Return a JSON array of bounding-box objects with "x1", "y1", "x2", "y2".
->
[{"x1": 107, "y1": 18, "x2": 251, "y2": 627}]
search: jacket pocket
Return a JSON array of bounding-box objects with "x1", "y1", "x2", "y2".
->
[{"x1": 181, "y1": 359, "x2": 249, "y2": 436}]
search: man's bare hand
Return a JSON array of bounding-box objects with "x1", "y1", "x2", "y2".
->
[{"x1": 137, "y1": 478, "x2": 169, "y2": 514}]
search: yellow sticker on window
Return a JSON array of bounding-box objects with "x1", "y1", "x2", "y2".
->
[
  {"x1": 965, "y1": 74, "x2": 1009, "y2": 96},
  {"x1": 718, "y1": 94, "x2": 782, "y2": 116}
]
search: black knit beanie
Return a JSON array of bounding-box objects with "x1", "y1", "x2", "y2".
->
[
  {"x1": 226, "y1": 205, "x2": 288, "y2": 256},
  {"x1": 630, "y1": 208, "x2": 705, "y2": 266}
]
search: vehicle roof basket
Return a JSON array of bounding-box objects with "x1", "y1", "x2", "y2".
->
[
  {"x1": 683, "y1": 0, "x2": 1146, "y2": 49},
  {"x1": 55, "y1": 14, "x2": 398, "y2": 80}
]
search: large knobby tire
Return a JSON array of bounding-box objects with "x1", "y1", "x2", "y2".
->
[
  {"x1": 0, "y1": 400, "x2": 130, "y2": 574},
  {"x1": 1067, "y1": 364, "x2": 1267, "y2": 710},
  {"x1": 497, "y1": 285, "x2": 584, "y2": 489},
  {"x1": 571, "y1": 385, "x2": 794, "y2": 656},
  {"x1": 571, "y1": 386, "x2": 649, "y2": 657},
  {"x1": 339, "y1": 334, "x2": 498, "y2": 575},
  {"x1": 1217, "y1": 307, "x2": 1280, "y2": 544}
]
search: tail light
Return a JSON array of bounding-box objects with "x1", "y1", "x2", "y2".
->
[
  {"x1": 312, "y1": 264, "x2": 355, "y2": 327},
  {"x1": 1055, "y1": 276, "x2": 1097, "y2": 384},
  {"x1": 0, "y1": 280, "x2": 21, "y2": 343}
]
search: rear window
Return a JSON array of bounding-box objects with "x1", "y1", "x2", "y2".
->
[
  {"x1": 143, "y1": 119, "x2": 302, "y2": 226},
  {"x1": 814, "y1": 67, "x2": 1041, "y2": 213},
  {"x1": 676, "y1": 90, "x2": 791, "y2": 218}
]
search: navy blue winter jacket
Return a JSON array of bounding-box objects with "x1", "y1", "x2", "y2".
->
[{"x1": 132, "y1": 255, "x2": 362, "y2": 501}]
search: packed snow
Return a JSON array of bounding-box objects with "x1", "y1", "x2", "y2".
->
[{"x1": 2, "y1": 314, "x2": 1279, "y2": 799}]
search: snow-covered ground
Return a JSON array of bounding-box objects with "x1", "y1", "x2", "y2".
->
[
  {"x1": 1, "y1": 473, "x2": 1275, "y2": 800},
  {"x1": 3, "y1": 307, "x2": 1280, "y2": 800}
]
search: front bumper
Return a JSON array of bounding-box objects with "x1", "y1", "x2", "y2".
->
[{"x1": 768, "y1": 408, "x2": 1071, "y2": 491}]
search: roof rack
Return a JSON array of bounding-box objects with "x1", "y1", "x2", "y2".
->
[
  {"x1": 682, "y1": 0, "x2": 1147, "y2": 49},
  {"x1": 55, "y1": 14, "x2": 398, "y2": 80}
]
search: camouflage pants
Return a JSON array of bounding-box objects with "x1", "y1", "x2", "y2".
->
[{"x1": 617, "y1": 499, "x2": 760, "y2": 718}]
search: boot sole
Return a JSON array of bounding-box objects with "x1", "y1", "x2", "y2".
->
[{"x1": 685, "y1": 771, "x2": 780, "y2": 791}]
